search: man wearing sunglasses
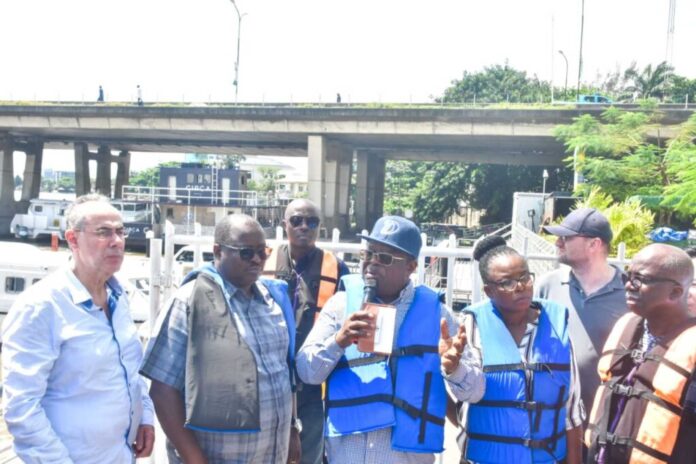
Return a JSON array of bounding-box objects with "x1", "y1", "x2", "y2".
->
[
  {"x1": 141, "y1": 214, "x2": 300, "y2": 463},
  {"x1": 537, "y1": 208, "x2": 628, "y2": 420},
  {"x1": 264, "y1": 199, "x2": 350, "y2": 464},
  {"x1": 296, "y1": 216, "x2": 483, "y2": 463},
  {"x1": 2, "y1": 194, "x2": 155, "y2": 463},
  {"x1": 585, "y1": 244, "x2": 696, "y2": 464}
]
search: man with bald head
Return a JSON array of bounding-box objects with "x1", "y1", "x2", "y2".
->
[
  {"x1": 585, "y1": 244, "x2": 696, "y2": 464},
  {"x1": 2, "y1": 193, "x2": 155, "y2": 463},
  {"x1": 264, "y1": 199, "x2": 350, "y2": 464},
  {"x1": 141, "y1": 214, "x2": 300, "y2": 463}
]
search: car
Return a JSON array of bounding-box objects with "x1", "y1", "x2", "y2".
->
[{"x1": 577, "y1": 94, "x2": 613, "y2": 104}]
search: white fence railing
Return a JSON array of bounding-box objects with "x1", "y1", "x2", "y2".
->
[{"x1": 146, "y1": 222, "x2": 631, "y2": 328}]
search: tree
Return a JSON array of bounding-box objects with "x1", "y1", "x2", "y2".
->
[
  {"x1": 130, "y1": 161, "x2": 181, "y2": 187},
  {"x1": 383, "y1": 161, "x2": 572, "y2": 224},
  {"x1": 554, "y1": 108, "x2": 696, "y2": 226},
  {"x1": 439, "y1": 63, "x2": 552, "y2": 104},
  {"x1": 669, "y1": 75, "x2": 696, "y2": 105},
  {"x1": 624, "y1": 61, "x2": 675, "y2": 100}
]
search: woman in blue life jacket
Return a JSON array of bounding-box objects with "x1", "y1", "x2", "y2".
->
[{"x1": 458, "y1": 235, "x2": 583, "y2": 464}]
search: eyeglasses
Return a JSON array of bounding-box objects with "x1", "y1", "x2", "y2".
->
[
  {"x1": 359, "y1": 249, "x2": 407, "y2": 266},
  {"x1": 488, "y1": 272, "x2": 535, "y2": 292},
  {"x1": 219, "y1": 244, "x2": 273, "y2": 261},
  {"x1": 78, "y1": 227, "x2": 128, "y2": 240},
  {"x1": 622, "y1": 272, "x2": 682, "y2": 290},
  {"x1": 288, "y1": 215, "x2": 320, "y2": 229}
]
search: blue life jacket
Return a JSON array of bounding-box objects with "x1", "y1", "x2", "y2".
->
[
  {"x1": 465, "y1": 298, "x2": 571, "y2": 464},
  {"x1": 325, "y1": 274, "x2": 446, "y2": 453}
]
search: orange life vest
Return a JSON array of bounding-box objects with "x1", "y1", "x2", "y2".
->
[{"x1": 585, "y1": 313, "x2": 696, "y2": 464}]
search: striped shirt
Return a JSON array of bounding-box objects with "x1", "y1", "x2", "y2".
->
[
  {"x1": 140, "y1": 278, "x2": 292, "y2": 464},
  {"x1": 456, "y1": 303, "x2": 586, "y2": 460}
]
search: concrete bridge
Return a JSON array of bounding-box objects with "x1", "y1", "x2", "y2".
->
[{"x1": 0, "y1": 104, "x2": 692, "y2": 234}]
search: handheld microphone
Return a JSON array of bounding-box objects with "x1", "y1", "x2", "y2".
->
[{"x1": 363, "y1": 278, "x2": 377, "y2": 305}]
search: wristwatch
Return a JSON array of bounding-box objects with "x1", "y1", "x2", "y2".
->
[{"x1": 291, "y1": 417, "x2": 303, "y2": 434}]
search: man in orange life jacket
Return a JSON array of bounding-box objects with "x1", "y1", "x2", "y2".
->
[
  {"x1": 585, "y1": 244, "x2": 696, "y2": 464},
  {"x1": 264, "y1": 199, "x2": 350, "y2": 464}
]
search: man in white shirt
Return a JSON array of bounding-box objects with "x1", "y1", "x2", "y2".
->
[{"x1": 2, "y1": 194, "x2": 155, "y2": 464}]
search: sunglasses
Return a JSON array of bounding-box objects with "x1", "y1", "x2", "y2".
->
[
  {"x1": 359, "y1": 249, "x2": 407, "y2": 266},
  {"x1": 621, "y1": 272, "x2": 681, "y2": 290},
  {"x1": 288, "y1": 215, "x2": 320, "y2": 229},
  {"x1": 219, "y1": 244, "x2": 273, "y2": 261}
]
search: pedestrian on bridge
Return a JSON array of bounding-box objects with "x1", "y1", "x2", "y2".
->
[
  {"x1": 2, "y1": 194, "x2": 155, "y2": 463},
  {"x1": 136, "y1": 84, "x2": 143, "y2": 106},
  {"x1": 97, "y1": 85, "x2": 104, "y2": 102}
]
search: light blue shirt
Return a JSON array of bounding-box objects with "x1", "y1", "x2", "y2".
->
[{"x1": 1, "y1": 267, "x2": 154, "y2": 464}]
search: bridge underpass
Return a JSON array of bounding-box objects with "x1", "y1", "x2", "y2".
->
[{"x1": 0, "y1": 104, "x2": 692, "y2": 234}]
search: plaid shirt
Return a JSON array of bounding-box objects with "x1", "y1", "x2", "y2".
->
[{"x1": 140, "y1": 278, "x2": 292, "y2": 464}]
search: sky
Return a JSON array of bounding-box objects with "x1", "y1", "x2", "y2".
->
[{"x1": 2, "y1": 0, "x2": 695, "y2": 173}]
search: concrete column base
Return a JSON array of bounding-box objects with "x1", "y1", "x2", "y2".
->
[
  {"x1": 355, "y1": 151, "x2": 385, "y2": 232},
  {"x1": 75, "y1": 142, "x2": 91, "y2": 196}
]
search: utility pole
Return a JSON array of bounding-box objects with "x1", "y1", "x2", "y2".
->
[
  {"x1": 230, "y1": 0, "x2": 246, "y2": 104},
  {"x1": 576, "y1": 0, "x2": 585, "y2": 100}
]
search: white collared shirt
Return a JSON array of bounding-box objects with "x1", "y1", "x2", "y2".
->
[{"x1": 2, "y1": 267, "x2": 154, "y2": 464}]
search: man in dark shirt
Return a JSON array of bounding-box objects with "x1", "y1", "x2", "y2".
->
[
  {"x1": 264, "y1": 199, "x2": 350, "y2": 464},
  {"x1": 536, "y1": 208, "x2": 628, "y2": 418}
]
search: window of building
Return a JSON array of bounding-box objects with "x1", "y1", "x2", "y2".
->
[
  {"x1": 198, "y1": 174, "x2": 204, "y2": 183},
  {"x1": 34, "y1": 205, "x2": 43, "y2": 213},
  {"x1": 204, "y1": 174, "x2": 211, "y2": 184},
  {"x1": 187, "y1": 173, "x2": 194, "y2": 183},
  {"x1": 166, "y1": 208, "x2": 174, "y2": 219},
  {"x1": 5, "y1": 277, "x2": 25, "y2": 294}
]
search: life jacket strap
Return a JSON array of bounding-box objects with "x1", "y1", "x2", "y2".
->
[
  {"x1": 482, "y1": 362, "x2": 570, "y2": 373},
  {"x1": 607, "y1": 382, "x2": 682, "y2": 415},
  {"x1": 466, "y1": 429, "x2": 565, "y2": 454},
  {"x1": 392, "y1": 344, "x2": 439, "y2": 357},
  {"x1": 334, "y1": 354, "x2": 388, "y2": 370},
  {"x1": 475, "y1": 399, "x2": 564, "y2": 412},
  {"x1": 588, "y1": 426, "x2": 672, "y2": 463},
  {"x1": 326, "y1": 392, "x2": 446, "y2": 430}
]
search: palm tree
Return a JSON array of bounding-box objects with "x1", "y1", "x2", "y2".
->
[{"x1": 624, "y1": 61, "x2": 674, "y2": 100}]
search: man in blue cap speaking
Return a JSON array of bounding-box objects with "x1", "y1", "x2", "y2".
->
[{"x1": 296, "y1": 216, "x2": 484, "y2": 463}]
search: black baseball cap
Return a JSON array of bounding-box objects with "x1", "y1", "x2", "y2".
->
[{"x1": 542, "y1": 208, "x2": 613, "y2": 244}]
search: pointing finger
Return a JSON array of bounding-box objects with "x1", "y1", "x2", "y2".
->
[{"x1": 440, "y1": 318, "x2": 450, "y2": 341}]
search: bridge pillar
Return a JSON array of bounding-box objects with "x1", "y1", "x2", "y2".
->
[
  {"x1": 335, "y1": 149, "x2": 353, "y2": 233},
  {"x1": 308, "y1": 136, "x2": 352, "y2": 234},
  {"x1": 0, "y1": 136, "x2": 17, "y2": 235},
  {"x1": 95, "y1": 145, "x2": 112, "y2": 195},
  {"x1": 113, "y1": 151, "x2": 130, "y2": 199},
  {"x1": 355, "y1": 151, "x2": 385, "y2": 232},
  {"x1": 74, "y1": 142, "x2": 91, "y2": 196},
  {"x1": 21, "y1": 140, "x2": 44, "y2": 202}
]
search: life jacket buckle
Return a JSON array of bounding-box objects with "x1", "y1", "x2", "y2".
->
[
  {"x1": 523, "y1": 401, "x2": 539, "y2": 411},
  {"x1": 614, "y1": 384, "x2": 634, "y2": 397},
  {"x1": 630, "y1": 349, "x2": 645, "y2": 363}
]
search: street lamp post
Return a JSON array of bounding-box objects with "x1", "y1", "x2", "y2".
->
[
  {"x1": 230, "y1": 0, "x2": 246, "y2": 104},
  {"x1": 577, "y1": 0, "x2": 585, "y2": 100},
  {"x1": 542, "y1": 169, "x2": 549, "y2": 195},
  {"x1": 558, "y1": 50, "x2": 569, "y2": 98}
]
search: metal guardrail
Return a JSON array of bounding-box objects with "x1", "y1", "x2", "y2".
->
[{"x1": 147, "y1": 222, "x2": 630, "y2": 325}]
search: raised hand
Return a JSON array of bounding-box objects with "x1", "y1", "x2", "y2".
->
[
  {"x1": 439, "y1": 318, "x2": 467, "y2": 375},
  {"x1": 335, "y1": 310, "x2": 374, "y2": 348}
]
